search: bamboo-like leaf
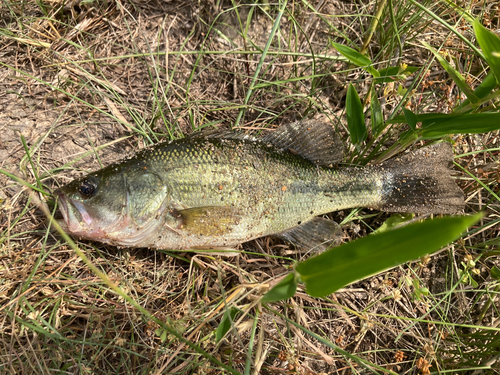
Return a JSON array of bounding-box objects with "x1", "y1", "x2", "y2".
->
[
  {"x1": 422, "y1": 41, "x2": 478, "y2": 103},
  {"x1": 296, "y1": 214, "x2": 481, "y2": 298},
  {"x1": 370, "y1": 89, "x2": 385, "y2": 136},
  {"x1": 457, "y1": 71, "x2": 497, "y2": 110},
  {"x1": 474, "y1": 19, "x2": 500, "y2": 84},
  {"x1": 388, "y1": 112, "x2": 500, "y2": 138},
  {"x1": 261, "y1": 273, "x2": 297, "y2": 303},
  {"x1": 403, "y1": 108, "x2": 418, "y2": 131},
  {"x1": 331, "y1": 42, "x2": 380, "y2": 77},
  {"x1": 421, "y1": 112, "x2": 500, "y2": 138},
  {"x1": 346, "y1": 83, "x2": 367, "y2": 144}
]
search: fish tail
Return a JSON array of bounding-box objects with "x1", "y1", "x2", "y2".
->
[{"x1": 376, "y1": 143, "x2": 464, "y2": 214}]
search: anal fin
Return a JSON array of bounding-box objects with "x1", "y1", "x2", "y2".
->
[{"x1": 277, "y1": 217, "x2": 342, "y2": 252}]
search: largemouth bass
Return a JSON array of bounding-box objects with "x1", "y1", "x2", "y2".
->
[{"x1": 56, "y1": 120, "x2": 464, "y2": 250}]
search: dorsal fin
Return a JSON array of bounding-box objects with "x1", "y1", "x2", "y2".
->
[{"x1": 262, "y1": 120, "x2": 344, "y2": 166}]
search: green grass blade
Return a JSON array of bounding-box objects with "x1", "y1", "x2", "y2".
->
[
  {"x1": 0, "y1": 168, "x2": 47, "y2": 196},
  {"x1": 346, "y1": 83, "x2": 367, "y2": 144},
  {"x1": 20, "y1": 135, "x2": 44, "y2": 192},
  {"x1": 296, "y1": 214, "x2": 481, "y2": 297},
  {"x1": 474, "y1": 19, "x2": 500, "y2": 84},
  {"x1": 370, "y1": 88, "x2": 385, "y2": 136},
  {"x1": 331, "y1": 41, "x2": 379, "y2": 77},
  {"x1": 374, "y1": 66, "x2": 419, "y2": 84},
  {"x1": 234, "y1": 0, "x2": 287, "y2": 127},
  {"x1": 457, "y1": 71, "x2": 497, "y2": 110},
  {"x1": 267, "y1": 306, "x2": 399, "y2": 375},
  {"x1": 422, "y1": 41, "x2": 479, "y2": 103},
  {"x1": 407, "y1": 0, "x2": 483, "y2": 57}
]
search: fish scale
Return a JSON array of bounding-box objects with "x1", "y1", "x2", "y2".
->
[{"x1": 56, "y1": 120, "x2": 464, "y2": 251}]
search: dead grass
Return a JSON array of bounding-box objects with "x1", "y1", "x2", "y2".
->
[{"x1": 1, "y1": 0, "x2": 500, "y2": 374}]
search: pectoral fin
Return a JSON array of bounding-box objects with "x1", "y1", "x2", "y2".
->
[
  {"x1": 278, "y1": 217, "x2": 342, "y2": 252},
  {"x1": 174, "y1": 206, "x2": 242, "y2": 236}
]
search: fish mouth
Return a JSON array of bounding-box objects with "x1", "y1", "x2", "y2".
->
[
  {"x1": 56, "y1": 193, "x2": 164, "y2": 247},
  {"x1": 57, "y1": 194, "x2": 107, "y2": 240}
]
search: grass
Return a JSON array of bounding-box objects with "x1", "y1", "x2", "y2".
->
[{"x1": 0, "y1": 0, "x2": 500, "y2": 374}]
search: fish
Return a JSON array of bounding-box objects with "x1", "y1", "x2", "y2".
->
[{"x1": 56, "y1": 120, "x2": 464, "y2": 251}]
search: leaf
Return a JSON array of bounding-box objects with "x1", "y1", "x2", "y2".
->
[
  {"x1": 216, "y1": 307, "x2": 240, "y2": 343},
  {"x1": 370, "y1": 89, "x2": 385, "y2": 136},
  {"x1": 403, "y1": 108, "x2": 418, "y2": 131},
  {"x1": 474, "y1": 19, "x2": 500, "y2": 84},
  {"x1": 421, "y1": 112, "x2": 500, "y2": 138},
  {"x1": 422, "y1": 41, "x2": 478, "y2": 103},
  {"x1": 389, "y1": 112, "x2": 500, "y2": 138},
  {"x1": 346, "y1": 83, "x2": 367, "y2": 144},
  {"x1": 491, "y1": 266, "x2": 500, "y2": 281},
  {"x1": 261, "y1": 273, "x2": 297, "y2": 303},
  {"x1": 374, "y1": 66, "x2": 419, "y2": 83},
  {"x1": 155, "y1": 328, "x2": 168, "y2": 343},
  {"x1": 331, "y1": 42, "x2": 379, "y2": 77},
  {"x1": 296, "y1": 214, "x2": 481, "y2": 298}
]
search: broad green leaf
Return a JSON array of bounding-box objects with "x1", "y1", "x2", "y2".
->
[
  {"x1": 491, "y1": 266, "x2": 500, "y2": 281},
  {"x1": 331, "y1": 42, "x2": 379, "y2": 77},
  {"x1": 346, "y1": 83, "x2": 367, "y2": 144},
  {"x1": 216, "y1": 307, "x2": 240, "y2": 342},
  {"x1": 370, "y1": 89, "x2": 385, "y2": 136},
  {"x1": 421, "y1": 112, "x2": 500, "y2": 138},
  {"x1": 296, "y1": 214, "x2": 481, "y2": 297},
  {"x1": 474, "y1": 19, "x2": 500, "y2": 84},
  {"x1": 389, "y1": 112, "x2": 500, "y2": 138},
  {"x1": 389, "y1": 112, "x2": 458, "y2": 124},
  {"x1": 261, "y1": 273, "x2": 297, "y2": 303},
  {"x1": 403, "y1": 108, "x2": 418, "y2": 131},
  {"x1": 423, "y1": 41, "x2": 478, "y2": 103},
  {"x1": 374, "y1": 66, "x2": 420, "y2": 84}
]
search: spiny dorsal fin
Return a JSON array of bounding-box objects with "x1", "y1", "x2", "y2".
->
[
  {"x1": 277, "y1": 217, "x2": 342, "y2": 252},
  {"x1": 262, "y1": 120, "x2": 344, "y2": 166}
]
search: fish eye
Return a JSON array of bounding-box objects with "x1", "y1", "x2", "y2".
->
[{"x1": 78, "y1": 178, "x2": 97, "y2": 198}]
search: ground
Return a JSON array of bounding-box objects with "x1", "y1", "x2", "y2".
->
[{"x1": 1, "y1": 0, "x2": 499, "y2": 374}]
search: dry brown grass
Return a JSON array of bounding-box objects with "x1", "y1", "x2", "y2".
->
[{"x1": 1, "y1": 0, "x2": 499, "y2": 374}]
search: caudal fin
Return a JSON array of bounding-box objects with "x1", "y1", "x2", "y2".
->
[{"x1": 376, "y1": 143, "x2": 464, "y2": 214}]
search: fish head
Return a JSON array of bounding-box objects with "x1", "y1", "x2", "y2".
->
[
  {"x1": 56, "y1": 170, "x2": 130, "y2": 243},
  {"x1": 56, "y1": 163, "x2": 171, "y2": 247}
]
